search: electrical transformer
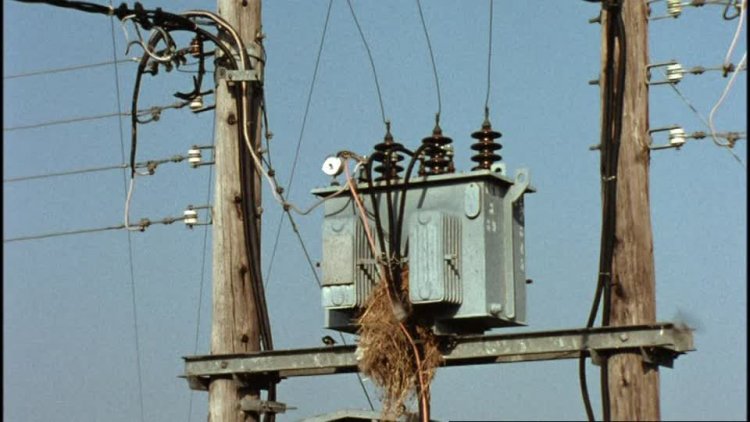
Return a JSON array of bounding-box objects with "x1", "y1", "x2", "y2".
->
[{"x1": 312, "y1": 165, "x2": 533, "y2": 335}]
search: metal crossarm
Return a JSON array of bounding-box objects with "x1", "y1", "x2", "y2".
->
[{"x1": 183, "y1": 322, "x2": 694, "y2": 391}]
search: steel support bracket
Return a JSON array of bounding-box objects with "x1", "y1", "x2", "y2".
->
[
  {"x1": 183, "y1": 323, "x2": 695, "y2": 391},
  {"x1": 589, "y1": 348, "x2": 605, "y2": 367},
  {"x1": 240, "y1": 398, "x2": 293, "y2": 415},
  {"x1": 216, "y1": 67, "x2": 262, "y2": 83}
]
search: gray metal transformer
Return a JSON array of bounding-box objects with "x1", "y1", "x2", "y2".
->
[{"x1": 311, "y1": 167, "x2": 533, "y2": 335}]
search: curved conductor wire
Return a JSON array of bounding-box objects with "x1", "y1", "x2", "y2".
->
[{"x1": 724, "y1": 0, "x2": 747, "y2": 68}]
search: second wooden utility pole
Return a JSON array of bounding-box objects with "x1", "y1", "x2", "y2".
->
[
  {"x1": 600, "y1": 1, "x2": 660, "y2": 420},
  {"x1": 210, "y1": 0, "x2": 266, "y2": 421}
]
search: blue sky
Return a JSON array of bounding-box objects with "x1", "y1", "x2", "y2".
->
[{"x1": 3, "y1": 1, "x2": 747, "y2": 421}]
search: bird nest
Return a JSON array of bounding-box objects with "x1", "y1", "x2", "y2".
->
[{"x1": 355, "y1": 267, "x2": 443, "y2": 417}]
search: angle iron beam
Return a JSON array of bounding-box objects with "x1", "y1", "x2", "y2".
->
[{"x1": 183, "y1": 323, "x2": 693, "y2": 390}]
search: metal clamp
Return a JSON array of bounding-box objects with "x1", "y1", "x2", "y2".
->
[
  {"x1": 216, "y1": 67, "x2": 262, "y2": 83},
  {"x1": 240, "y1": 398, "x2": 294, "y2": 415}
]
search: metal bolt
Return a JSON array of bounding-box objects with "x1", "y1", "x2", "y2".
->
[
  {"x1": 220, "y1": 361, "x2": 228, "y2": 369},
  {"x1": 619, "y1": 333, "x2": 629, "y2": 342},
  {"x1": 227, "y1": 114, "x2": 237, "y2": 125}
]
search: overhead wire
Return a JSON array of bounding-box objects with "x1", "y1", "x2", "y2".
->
[
  {"x1": 708, "y1": 52, "x2": 747, "y2": 146},
  {"x1": 4, "y1": 224, "x2": 127, "y2": 243},
  {"x1": 4, "y1": 58, "x2": 138, "y2": 80},
  {"x1": 187, "y1": 114, "x2": 216, "y2": 422},
  {"x1": 4, "y1": 211, "x2": 199, "y2": 243},
  {"x1": 4, "y1": 154, "x2": 196, "y2": 184},
  {"x1": 416, "y1": 0, "x2": 442, "y2": 121},
  {"x1": 485, "y1": 0, "x2": 494, "y2": 116},
  {"x1": 660, "y1": 69, "x2": 745, "y2": 164},
  {"x1": 347, "y1": 0, "x2": 388, "y2": 126},
  {"x1": 265, "y1": 0, "x2": 333, "y2": 288},
  {"x1": 108, "y1": 6, "x2": 145, "y2": 421},
  {"x1": 4, "y1": 163, "x2": 128, "y2": 183},
  {"x1": 723, "y1": 0, "x2": 746, "y2": 68},
  {"x1": 13, "y1": 0, "x2": 375, "y2": 412},
  {"x1": 3, "y1": 101, "x2": 189, "y2": 132}
]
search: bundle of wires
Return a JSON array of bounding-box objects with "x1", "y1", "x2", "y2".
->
[
  {"x1": 340, "y1": 140, "x2": 442, "y2": 422},
  {"x1": 125, "y1": 6, "x2": 279, "y2": 421},
  {"x1": 579, "y1": 1, "x2": 627, "y2": 421}
]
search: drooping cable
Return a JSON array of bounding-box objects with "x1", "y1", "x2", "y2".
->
[
  {"x1": 347, "y1": 0, "x2": 388, "y2": 125},
  {"x1": 109, "y1": 4, "x2": 145, "y2": 419},
  {"x1": 723, "y1": 0, "x2": 747, "y2": 69},
  {"x1": 265, "y1": 0, "x2": 333, "y2": 288},
  {"x1": 579, "y1": 2, "x2": 627, "y2": 421},
  {"x1": 416, "y1": 0, "x2": 442, "y2": 121},
  {"x1": 484, "y1": 0, "x2": 494, "y2": 115}
]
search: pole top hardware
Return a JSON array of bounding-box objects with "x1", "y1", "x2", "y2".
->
[
  {"x1": 240, "y1": 398, "x2": 294, "y2": 415},
  {"x1": 216, "y1": 68, "x2": 262, "y2": 83}
]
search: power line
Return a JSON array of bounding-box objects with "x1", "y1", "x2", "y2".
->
[
  {"x1": 3, "y1": 154, "x2": 195, "y2": 184},
  {"x1": 416, "y1": 0, "x2": 442, "y2": 120},
  {"x1": 109, "y1": 6, "x2": 145, "y2": 421},
  {"x1": 4, "y1": 58, "x2": 138, "y2": 80},
  {"x1": 265, "y1": 0, "x2": 333, "y2": 288},
  {"x1": 3, "y1": 101, "x2": 189, "y2": 132},
  {"x1": 485, "y1": 0, "x2": 494, "y2": 114},
  {"x1": 662, "y1": 69, "x2": 745, "y2": 165},
  {"x1": 3, "y1": 163, "x2": 127, "y2": 183},
  {"x1": 4, "y1": 224, "x2": 126, "y2": 243},
  {"x1": 3, "y1": 212, "x2": 199, "y2": 244},
  {"x1": 4, "y1": 111, "x2": 128, "y2": 132},
  {"x1": 347, "y1": 0, "x2": 388, "y2": 125},
  {"x1": 187, "y1": 115, "x2": 216, "y2": 422},
  {"x1": 286, "y1": 0, "x2": 332, "y2": 198}
]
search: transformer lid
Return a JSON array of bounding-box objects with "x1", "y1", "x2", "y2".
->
[{"x1": 311, "y1": 168, "x2": 535, "y2": 197}]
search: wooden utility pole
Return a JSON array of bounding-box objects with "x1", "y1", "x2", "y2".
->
[
  {"x1": 210, "y1": 1, "x2": 264, "y2": 421},
  {"x1": 600, "y1": 1, "x2": 660, "y2": 420}
]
